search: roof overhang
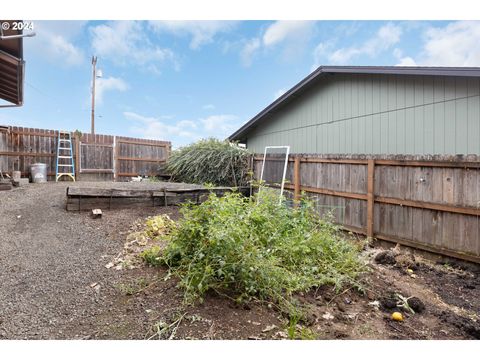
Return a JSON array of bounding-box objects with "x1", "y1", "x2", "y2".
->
[
  {"x1": 229, "y1": 66, "x2": 480, "y2": 142},
  {"x1": 0, "y1": 20, "x2": 25, "y2": 106}
]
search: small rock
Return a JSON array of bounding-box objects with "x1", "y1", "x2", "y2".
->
[
  {"x1": 274, "y1": 331, "x2": 288, "y2": 339},
  {"x1": 380, "y1": 296, "x2": 397, "y2": 309},
  {"x1": 336, "y1": 301, "x2": 346, "y2": 312},
  {"x1": 374, "y1": 250, "x2": 396, "y2": 265},
  {"x1": 368, "y1": 300, "x2": 380, "y2": 309},
  {"x1": 262, "y1": 325, "x2": 277, "y2": 333},
  {"x1": 16, "y1": 215, "x2": 21, "y2": 219},
  {"x1": 322, "y1": 312, "x2": 334, "y2": 320},
  {"x1": 344, "y1": 297, "x2": 352, "y2": 304},
  {"x1": 105, "y1": 262, "x2": 114, "y2": 269},
  {"x1": 366, "y1": 290, "x2": 375, "y2": 300},
  {"x1": 407, "y1": 297, "x2": 425, "y2": 313},
  {"x1": 91, "y1": 209, "x2": 102, "y2": 219},
  {"x1": 89, "y1": 282, "x2": 98, "y2": 288}
]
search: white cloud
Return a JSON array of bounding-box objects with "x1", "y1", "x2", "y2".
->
[
  {"x1": 241, "y1": 38, "x2": 261, "y2": 66},
  {"x1": 273, "y1": 88, "x2": 287, "y2": 100},
  {"x1": 125, "y1": 111, "x2": 199, "y2": 141},
  {"x1": 26, "y1": 21, "x2": 86, "y2": 66},
  {"x1": 312, "y1": 41, "x2": 334, "y2": 70},
  {"x1": 202, "y1": 104, "x2": 215, "y2": 110},
  {"x1": 263, "y1": 21, "x2": 315, "y2": 47},
  {"x1": 414, "y1": 21, "x2": 480, "y2": 66},
  {"x1": 328, "y1": 23, "x2": 402, "y2": 64},
  {"x1": 396, "y1": 56, "x2": 417, "y2": 66},
  {"x1": 200, "y1": 114, "x2": 239, "y2": 136},
  {"x1": 149, "y1": 21, "x2": 238, "y2": 49},
  {"x1": 90, "y1": 21, "x2": 176, "y2": 69},
  {"x1": 125, "y1": 111, "x2": 240, "y2": 145},
  {"x1": 95, "y1": 77, "x2": 128, "y2": 104},
  {"x1": 241, "y1": 21, "x2": 315, "y2": 66}
]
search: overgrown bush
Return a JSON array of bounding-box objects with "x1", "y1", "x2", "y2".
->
[
  {"x1": 165, "y1": 138, "x2": 252, "y2": 187},
  {"x1": 158, "y1": 189, "x2": 367, "y2": 316}
]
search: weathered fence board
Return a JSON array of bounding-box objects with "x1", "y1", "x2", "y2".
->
[
  {"x1": 254, "y1": 153, "x2": 480, "y2": 263},
  {"x1": 0, "y1": 125, "x2": 171, "y2": 181}
]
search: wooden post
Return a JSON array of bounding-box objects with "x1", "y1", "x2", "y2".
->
[
  {"x1": 367, "y1": 159, "x2": 375, "y2": 238},
  {"x1": 113, "y1": 136, "x2": 118, "y2": 182},
  {"x1": 294, "y1": 156, "x2": 301, "y2": 206},
  {"x1": 74, "y1": 133, "x2": 80, "y2": 180}
]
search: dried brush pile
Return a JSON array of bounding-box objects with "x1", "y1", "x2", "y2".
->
[{"x1": 165, "y1": 138, "x2": 252, "y2": 187}]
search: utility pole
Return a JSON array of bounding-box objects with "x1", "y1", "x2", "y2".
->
[{"x1": 91, "y1": 56, "x2": 97, "y2": 135}]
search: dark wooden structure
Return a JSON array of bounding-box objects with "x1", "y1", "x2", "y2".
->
[
  {"x1": 66, "y1": 183, "x2": 250, "y2": 211},
  {"x1": 255, "y1": 153, "x2": 480, "y2": 264},
  {"x1": 0, "y1": 125, "x2": 171, "y2": 181}
]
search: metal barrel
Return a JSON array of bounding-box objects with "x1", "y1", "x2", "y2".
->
[{"x1": 29, "y1": 163, "x2": 47, "y2": 183}]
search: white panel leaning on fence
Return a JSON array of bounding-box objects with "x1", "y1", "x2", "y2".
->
[{"x1": 259, "y1": 146, "x2": 290, "y2": 205}]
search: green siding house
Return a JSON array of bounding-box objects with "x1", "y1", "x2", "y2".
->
[{"x1": 229, "y1": 66, "x2": 480, "y2": 155}]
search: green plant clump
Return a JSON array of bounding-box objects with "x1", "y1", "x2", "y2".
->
[
  {"x1": 165, "y1": 138, "x2": 252, "y2": 187},
  {"x1": 160, "y1": 189, "x2": 367, "y2": 315}
]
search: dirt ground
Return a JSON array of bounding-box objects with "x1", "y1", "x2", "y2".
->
[{"x1": 0, "y1": 182, "x2": 479, "y2": 340}]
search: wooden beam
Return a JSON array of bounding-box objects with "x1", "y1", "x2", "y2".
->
[
  {"x1": 375, "y1": 159, "x2": 480, "y2": 169},
  {"x1": 10, "y1": 131, "x2": 58, "y2": 138},
  {"x1": 375, "y1": 233, "x2": 480, "y2": 264},
  {"x1": 254, "y1": 156, "x2": 479, "y2": 169},
  {"x1": 116, "y1": 139, "x2": 169, "y2": 147},
  {"x1": 0, "y1": 151, "x2": 55, "y2": 157},
  {"x1": 116, "y1": 157, "x2": 166, "y2": 163},
  {"x1": 375, "y1": 196, "x2": 480, "y2": 217},
  {"x1": 117, "y1": 172, "x2": 160, "y2": 177},
  {"x1": 283, "y1": 183, "x2": 368, "y2": 200},
  {"x1": 367, "y1": 159, "x2": 375, "y2": 238},
  {"x1": 300, "y1": 158, "x2": 368, "y2": 165},
  {"x1": 293, "y1": 156, "x2": 301, "y2": 205},
  {"x1": 79, "y1": 169, "x2": 114, "y2": 174},
  {"x1": 80, "y1": 142, "x2": 113, "y2": 147},
  {"x1": 74, "y1": 134, "x2": 80, "y2": 179}
]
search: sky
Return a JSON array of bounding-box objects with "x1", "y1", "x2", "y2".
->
[{"x1": 2, "y1": 20, "x2": 480, "y2": 148}]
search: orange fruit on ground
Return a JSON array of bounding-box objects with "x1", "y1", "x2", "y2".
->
[{"x1": 391, "y1": 312, "x2": 404, "y2": 321}]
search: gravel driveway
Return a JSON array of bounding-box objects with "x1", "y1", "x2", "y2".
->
[{"x1": 0, "y1": 181, "x2": 170, "y2": 339}]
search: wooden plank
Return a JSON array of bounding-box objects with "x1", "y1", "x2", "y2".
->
[
  {"x1": 367, "y1": 159, "x2": 375, "y2": 238},
  {"x1": 116, "y1": 139, "x2": 169, "y2": 147},
  {"x1": 375, "y1": 232, "x2": 480, "y2": 264},
  {"x1": 301, "y1": 158, "x2": 368, "y2": 165},
  {"x1": 375, "y1": 159, "x2": 480, "y2": 169},
  {"x1": 283, "y1": 183, "x2": 368, "y2": 200},
  {"x1": 293, "y1": 156, "x2": 300, "y2": 204},
  {"x1": 9, "y1": 130, "x2": 58, "y2": 138},
  {"x1": 375, "y1": 196, "x2": 480, "y2": 216},
  {"x1": 116, "y1": 157, "x2": 166, "y2": 162},
  {"x1": 0, "y1": 151, "x2": 55, "y2": 157},
  {"x1": 80, "y1": 142, "x2": 113, "y2": 148}
]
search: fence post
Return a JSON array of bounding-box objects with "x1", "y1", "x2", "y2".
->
[
  {"x1": 294, "y1": 156, "x2": 301, "y2": 206},
  {"x1": 367, "y1": 159, "x2": 375, "y2": 238},
  {"x1": 113, "y1": 136, "x2": 117, "y2": 182},
  {"x1": 74, "y1": 133, "x2": 80, "y2": 180}
]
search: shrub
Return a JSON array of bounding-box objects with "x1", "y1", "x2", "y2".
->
[
  {"x1": 165, "y1": 138, "x2": 252, "y2": 187},
  {"x1": 160, "y1": 188, "x2": 367, "y2": 315}
]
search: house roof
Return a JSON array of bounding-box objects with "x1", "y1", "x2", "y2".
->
[
  {"x1": 0, "y1": 20, "x2": 24, "y2": 106},
  {"x1": 228, "y1": 65, "x2": 480, "y2": 142}
]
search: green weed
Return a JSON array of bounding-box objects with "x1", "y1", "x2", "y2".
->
[{"x1": 160, "y1": 188, "x2": 367, "y2": 318}]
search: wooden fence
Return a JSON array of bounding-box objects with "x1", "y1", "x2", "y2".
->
[
  {"x1": 0, "y1": 125, "x2": 171, "y2": 181},
  {"x1": 254, "y1": 154, "x2": 480, "y2": 264}
]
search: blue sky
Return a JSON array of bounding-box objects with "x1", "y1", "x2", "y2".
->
[{"x1": 1, "y1": 20, "x2": 479, "y2": 148}]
